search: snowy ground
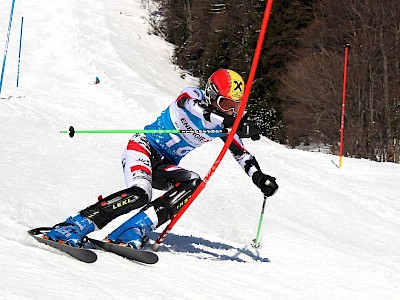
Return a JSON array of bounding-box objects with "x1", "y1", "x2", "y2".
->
[{"x1": 0, "y1": 1, "x2": 399, "y2": 299}]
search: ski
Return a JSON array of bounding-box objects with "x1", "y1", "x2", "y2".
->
[
  {"x1": 28, "y1": 227, "x2": 97, "y2": 263},
  {"x1": 88, "y1": 238, "x2": 158, "y2": 264}
]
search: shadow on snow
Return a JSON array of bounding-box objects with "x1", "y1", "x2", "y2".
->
[{"x1": 147, "y1": 232, "x2": 270, "y2": 263}]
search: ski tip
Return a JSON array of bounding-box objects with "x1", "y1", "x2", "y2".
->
[
  {"x1": 31, "y1": 234, "x2": 98, "y2": 263},
  {"x1": 28, "y1": 227, "x2": 53, "y2": 236}
]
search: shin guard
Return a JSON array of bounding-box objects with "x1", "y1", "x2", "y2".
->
[
  {"x1": 148, "y1": 179, "x2": 201, "y2": 226},
  {"x1": 80, "y1": 186, "x2": 149, "y2": 229}
]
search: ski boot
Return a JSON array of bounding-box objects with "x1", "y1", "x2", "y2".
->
[
  {"x1": 44, "y1": 214, "x2": 95, "y2": 247},
  {"x1": 105, "y1": 209, "x2": 157, "y2": 249}
]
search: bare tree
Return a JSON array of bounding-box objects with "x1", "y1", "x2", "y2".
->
[{"x1": 279, "y1": 0, "x2": 400, "y2": 162}]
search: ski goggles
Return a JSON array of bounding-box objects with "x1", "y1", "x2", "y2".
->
[
  {"x1": 205, "y1": 81, "x2": 242, "y2": 115},
  {"x1": 214, "y1": 95, "x2": 241, "y2": 114}
]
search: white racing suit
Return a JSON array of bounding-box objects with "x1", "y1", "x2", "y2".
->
[
  {"x1": 123, "y1": 87, "x2": 261, "y2": 200},
  {"x1": 81, "y1": 87, "x2": 261, "y2": 229}
]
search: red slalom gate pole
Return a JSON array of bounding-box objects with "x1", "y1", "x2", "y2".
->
[
  {"x1": 152, "y1": 0, "x2": 275, "y2": 251},
  {"x1": 339, "y1": 43, "x2": 350, "y2": 168}
]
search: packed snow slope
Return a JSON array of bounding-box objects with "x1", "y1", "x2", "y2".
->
[{"x1": 0, "y1": 1, "x2": 399, "y2": 299}]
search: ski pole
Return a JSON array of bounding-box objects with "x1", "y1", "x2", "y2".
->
[
  {"x1": 0, "y1": 0, "x2": 16, "y2": 94},
  {"x1": 60, "y1": 126, "x2": 228, "y2": 138},
  {"x1": 16, "y1": 16, "x2": 24, "y2": 88},
  {"x1": 251, "y1": 194, "x2": 268, "y2": 248}
]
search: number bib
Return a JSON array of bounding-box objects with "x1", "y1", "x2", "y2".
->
[{"x1": 144, "y1": 89, "x2": 225, "y2": 164}]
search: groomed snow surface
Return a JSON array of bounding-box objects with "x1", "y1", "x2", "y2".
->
[{"x1": 0, "y1": 1, "x2": 399, "y2": 299}]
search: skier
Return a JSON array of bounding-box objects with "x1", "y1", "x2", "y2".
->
[{"x1": 44, "y1": 69, "x2": 279, "y2": 249}]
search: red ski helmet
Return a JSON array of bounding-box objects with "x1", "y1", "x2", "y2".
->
[{"x1": 204, "y1": 69, "x2": 245, "y2": 116}]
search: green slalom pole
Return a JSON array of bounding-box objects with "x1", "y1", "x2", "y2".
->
[
  {"x1": 251, "y1": 194, "x2": 268, "y2": 248},
  {"x1": 60, "y1": 126, "x2": 228, "y2": 138}
]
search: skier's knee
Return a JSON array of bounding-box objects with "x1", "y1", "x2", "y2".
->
[
  {"x1": 146, "y1": 178, "x2": 201, "y2": 226},
  {"x1": 80, "y1": 186, "x2": 149, "y2": 229},
  {"x1": 152, "y1": 166, "x2": 200, "y2": 190}
]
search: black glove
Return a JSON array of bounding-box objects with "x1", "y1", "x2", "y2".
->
[
  {"x1": 252, "y1": 171, "x2": 278, "y2": 197},
  {"x1": 222, "y1": 115, "x2": 235, "y2": 128},
  {"x1": 203, "y1": 105, "x2": 235, "y2": 128},
  {"x1": 236, "y1": 119, "x2": 261, "y2": 140}
]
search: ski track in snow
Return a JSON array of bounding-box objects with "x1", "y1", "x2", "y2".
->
[{"x1": 0, "y1": 0, "x2": 399, "y2": 299}]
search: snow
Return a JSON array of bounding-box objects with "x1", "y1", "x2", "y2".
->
[{"x1": 0, "y1": 0, "x2": 399, "y2": 299}]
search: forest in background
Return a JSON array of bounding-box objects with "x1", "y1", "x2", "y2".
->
[{"x1": 142, "y1": 0, "x2": 400, "y2": 163}]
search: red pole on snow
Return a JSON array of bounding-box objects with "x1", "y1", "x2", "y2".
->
[
  {"x1": 339, "y1": 43, "x2": 350, "y2": 168},
  {"x1": 153, "y1": 0, "x2": 275, "y2": 251}
]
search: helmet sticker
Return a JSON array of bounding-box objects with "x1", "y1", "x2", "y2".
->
[{"x1": 226, "y1": 69, "x2": 244, "y2": 100}]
